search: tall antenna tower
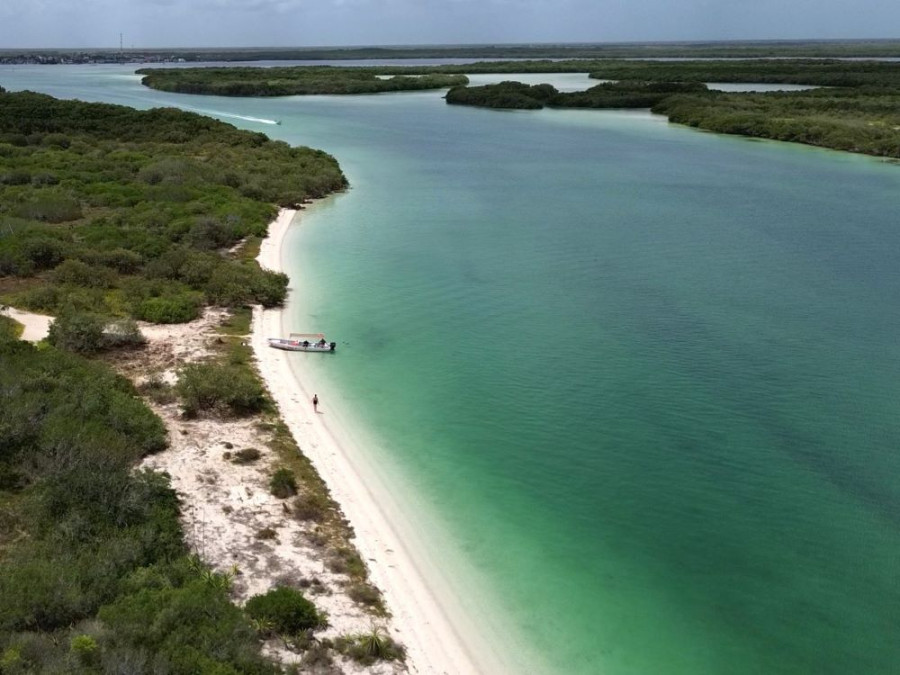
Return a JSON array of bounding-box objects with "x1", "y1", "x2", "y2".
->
[{"x1": 119, "y1": 33, "x2": 123, "y2": 51}]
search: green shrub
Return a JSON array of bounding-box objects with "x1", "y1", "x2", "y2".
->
[
  {"x1": 42, "y1": 133, "x2": 71, "y2": 149},
  {"x1": 14, "y1": 284, "x2": 62, "y2": 312},
  {"x1": 0, "y1": 248, "x2": 33, "y2": 276},
  {"x1": 69, "y1": 634, "x2": 98, "y2": 666},
  {"x1": 78, "y1": 247, "x2": 143, "y2": 274},
  {"x1": 244, "y1": 587, "x2": 322, "y2": 635},
  {"x1": 134, "y1": 293, "x2": 201, "y2": 323},
  {"x1": 185, "y1": 216, "x2": 237, "y2": 250},
  {"x1": 14, "y1": 195, "x2": 83, "y2": 223},
  {"x1": 251, "y1": 269, "x2": 289, "y2": 307},
  {"x1": 324, "y1": 547, "x2": 366, "y2": 578},
  {"x1": 175, "y1": 363, "x2": 266, "y2": 417},
  {"x1": 0, "y1": 170, "x2": 31, "y2": 185},
  {"x1": 298, "y1": 641, "x2": 336, "y2": 671},
  {"x1": 102, "y1": 318, "x2": 146, "y2": 349},
  {"x1": 137, "y1": 375, "x2": 177, "y2": 404},
  {"x1": 256, "y1": 527, "x2": 278, "y2": 540},
  {"x1": 51, "y1": 259, "x2": 116, "y2": 288},
  {"x1": 347, "y1": 583, "x2": 383, "y2": 610},
  {"x1": 232, "y1": 447, "x2": 262, "y2": 464},
  {"x1": 292, "y1": 492, "x2": 329, "y2": 523},
  {"x1": 0, "y1": 645, "x2": 22, "y2": 670},
  {"x1": 0, "y1": 315, "x2": 20, "y2": 341},
  {"x1": 334, "y1": 626, "x2": 405, "y2": 665},
  {"x1": 31, "y1": 172, "x2": 59, "y2": 186},
  {"x1": 98, "y1": 580, "x2": 277, "y2": 674},
  {"x1": 145, "y1": 247, "x2": 219, "y2": 286},
  {"x1": 22, "y1": 236, "x2": 68, "y2": 270},
  {"x1": 47, "y1": 311, "x2": 107, "y2": 354},
  {"x1": 46, "y1": 312, "x2": 145, "y2": 353},
  {"x1": 205, "y1": 262, "x2": 288, "y2": 308},
  {"x1": 269, "y1": 468, "x2": 297, "y2": 498}
]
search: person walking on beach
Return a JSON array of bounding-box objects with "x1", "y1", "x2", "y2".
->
[{"x1": 312, "y1": 394, "x2": 319, "y2": 412}]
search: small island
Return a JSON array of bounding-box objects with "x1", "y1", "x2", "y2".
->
[
  {"x1": 445, "y1": 79, "x2": 709, "y2": 109},
  {"x1": 139, "y1": 66, "x2": 468, "y2": 96}
]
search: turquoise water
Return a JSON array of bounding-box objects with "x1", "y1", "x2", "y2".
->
[{"x1": 4, "y1": 65, "x2": 900, "y2": 674}]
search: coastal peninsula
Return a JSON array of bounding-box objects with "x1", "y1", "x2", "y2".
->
[{"x1": 0, "y1": 90, "x2": 436, "y2": 673}]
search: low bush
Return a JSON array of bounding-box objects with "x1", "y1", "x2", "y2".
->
[
  {"x1": 101, "y1": 318, "x2": 146, "y2": 349},
  {"x1": 204, "y1": 262, "x2": 288, "y2": 308},
  {"x1": 175, "y1": 362, "x2": 267, "y2": 417},
  {"x1": 51, "y1": 259, "x2": 116, "y2": 288},
  {"x1": 134, "y1": 293, "x2": 202, "y2": 324},
  {"x1": 299, "y1": 641, "x2": 337, "y2": 672},
  {"x1": 98, "y1": 579, "x2": 277, "y2": 673},
  {"x1": 292, "y1": 491, "x2": 329, "y2": 522},
  {"x1": 232, "y1": 447, "x2": 262, "y2": 464},
  {"x1": 244, "y1": 587, "x2": 323, "y2": 635},
  {"x1": 256, "y1": 527, "x2": 278, "y2": 540},
  {"x1": 0, "y1": 315, "x2": 20, "y2": 341},
  {"x1": 347, "y1": 582, "x2": 383, "y2": 610},
  {"x1": 334, "y1": 626, "x2": 405, "y2": 665},
  {"x1": 136, "y1": 375, "x2": 177, "y2": 405},
  {"x1": 47, "y1": 312, "x2": 146, "y2": 354},
  {"x1": 270, "y1": 468, "x2": 298, "y2": 498},
  {"x1": 47, "y1": 311, "x2": 107, "y2": 354},
  {"x1": 324, "y1": 547, "x2": 366, "y2": 578}
]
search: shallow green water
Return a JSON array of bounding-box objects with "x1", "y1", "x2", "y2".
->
[{"x1": 4, "y1": 65, "x2": 900, "y2": 674}]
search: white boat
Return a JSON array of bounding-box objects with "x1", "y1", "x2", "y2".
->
[{"x1": 268, "y1": 333, "x2": 336, "y2": 352}]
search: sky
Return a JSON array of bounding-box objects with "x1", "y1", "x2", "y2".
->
[{"x1": 1, "y1": 0, "x2": 899, "y2": 49}]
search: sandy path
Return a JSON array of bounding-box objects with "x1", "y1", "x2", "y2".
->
[
  {"x1": 253, "y1": 209, "x2": 487, "y2": 675},
  {"x1": 1, "y1": 306, "x2": 52, "y2": 341}
]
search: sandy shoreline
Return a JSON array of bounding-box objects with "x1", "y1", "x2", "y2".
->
[{"x1": 252, "y1": 208, "x2": 488, "y2": 674}]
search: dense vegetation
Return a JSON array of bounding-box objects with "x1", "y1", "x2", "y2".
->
[
  {"x1": 585, "y1": 59, "x2": 900, "y2": 87},
  {"x1": 0, "y1": 337, "x2": 280, "y2": 673},
  {"x1": 139, "y1": 66, "x2": 468, "y2": 96},
  {"x1": 0, "y1": 87, "x2": 393, "y2": 672},
  {"x1": 593, "y1": 60, "x2": 900, "y2": 157},
  {"x1": 442, "y1": 59, "x2": 900, "y2": 159},
  {"x1": 653, "y1": 88, "x2": 900, "y2": 157},
  {"x1": 0, "y1": 90, "x2": 346, "y2": 321},
  {"x1": 446, "y1": 80, "x2": 708, "y2": 109}
]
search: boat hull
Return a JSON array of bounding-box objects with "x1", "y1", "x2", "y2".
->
[{"x1": 268, "y1": 338, "x2": 336, "y2": 352}]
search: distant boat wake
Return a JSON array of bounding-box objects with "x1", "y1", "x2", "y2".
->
[
  {"x1": 184, "y1": 108, "x2": 280, "y2": 125},
  {"x1": 117, "y1": 92, "x2": 281, "y2": 125}
]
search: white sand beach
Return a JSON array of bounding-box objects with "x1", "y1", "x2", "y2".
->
[{"x1": 252, "y1": 209, "x2": 497, "y2": 675}]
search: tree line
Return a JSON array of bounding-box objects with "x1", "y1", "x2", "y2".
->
[
  {"x1": 441, "y1": 59, "x2": 900, "y2": 159},
  {"x1": 445, "y1": 80, "x2": 708, "y2": 110}
]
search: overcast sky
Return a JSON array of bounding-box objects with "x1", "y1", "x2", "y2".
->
[{"x1": 1, "y1": 0, "x2": 899, "y2": 49}]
